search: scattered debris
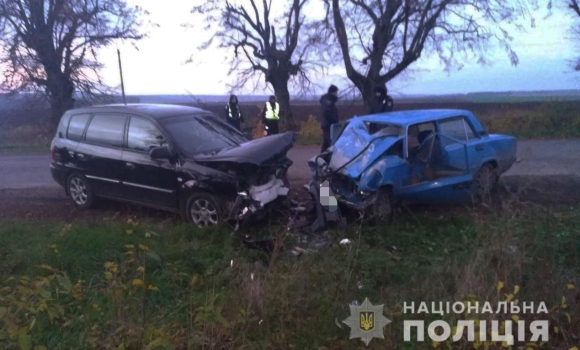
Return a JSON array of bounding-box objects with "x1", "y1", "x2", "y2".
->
[{"x1": 340, "y1": 238, "x2": 352, "y2": 245}]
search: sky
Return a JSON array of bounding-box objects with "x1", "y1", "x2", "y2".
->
[{"x1": 95, "y1": 0, "x2": 579, "y2": 96}]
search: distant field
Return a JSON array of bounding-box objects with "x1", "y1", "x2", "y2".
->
[{"x1": 1, "y1": 99, "x2": 579, "y2": 154}]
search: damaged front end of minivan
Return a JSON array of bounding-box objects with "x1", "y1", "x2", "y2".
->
[{"x1": 179, "y1": 132, "x2": 296, "y2": 227}]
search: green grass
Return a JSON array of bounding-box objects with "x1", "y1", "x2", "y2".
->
[
  {"x1": 0, "y1": 142, "x2": 50, "y2": 155},
  {"x1": 1, "y1": 202, "x2": 579, "y2": 349}
]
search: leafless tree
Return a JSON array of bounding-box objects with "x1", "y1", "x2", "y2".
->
[
  {"x1": 566, "y1": 0, "x2": 580, "y2": 70},
  {"x1": 0, "y1": 0, "x2": 147, "y2": 129},
  {"x1": 189, "y1": 0, "x2": 329, "y2": 130},
  {"x1": 323, "y1": 0, "x2": 540, "y2": 112}
]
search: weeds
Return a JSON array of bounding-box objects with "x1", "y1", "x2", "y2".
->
[{"x1": 0, "y1": 199, "x2": 579, "y2": 348}]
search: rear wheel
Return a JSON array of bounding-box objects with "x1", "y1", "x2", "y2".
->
[
  {"x1": 474, "y1": 163, "x2": 498, "y2": 199},
  {"x1": 185, "y1": 193, "x2": 224, "y2": 228},
  {"x1": 67, "y1": 173, "x2": 95, "y2": 208}
]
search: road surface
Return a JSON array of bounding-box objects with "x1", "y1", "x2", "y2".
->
[{"x1": 1, "y1": 139, "x2": 579, "y2": 190}]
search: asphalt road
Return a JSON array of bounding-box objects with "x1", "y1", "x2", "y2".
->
[{"x1": 1, "y1": 139, "x2": 580, "y2": 190}]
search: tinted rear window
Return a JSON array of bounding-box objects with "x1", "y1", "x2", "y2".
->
[
  {"x1": 84, "y1": 114, "x2": 127, "y2": 147},
  {"x1": 67, "y1": 114, "x2": 91, "y2": 141}
]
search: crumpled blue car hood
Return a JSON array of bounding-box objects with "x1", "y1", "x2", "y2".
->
[{"x1": 328, "y1": 118, "x2": 403, "y2": 179}]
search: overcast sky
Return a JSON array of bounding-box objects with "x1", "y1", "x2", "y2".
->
[{"x1": 97, "y1": 0, "x2": 579, "y2": 96}]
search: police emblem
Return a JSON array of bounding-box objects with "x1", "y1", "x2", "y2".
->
[{"x1": 343, "y1": 298, "x2": 390, "y2": 346}]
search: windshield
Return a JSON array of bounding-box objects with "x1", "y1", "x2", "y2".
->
[
  {"x1": 161, "y1": 114, "x2": 246, "y2": 155},
  {"x1": 329, "y1": 119, "x2": 403, "y2": 176}
]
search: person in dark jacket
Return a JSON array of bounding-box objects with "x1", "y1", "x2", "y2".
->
[
  {"x1": 371, "y1": 86, "x2": 394, "y2": 114},
  {"x1": 319, "y1": 84, "x2": 339, "y2": 152},
  {"x1": 223, "y1": 94, "x2": 244, "y2": 130},
  {"x1": 261, "y1": 95, "x2": 280, "y2": 136}
]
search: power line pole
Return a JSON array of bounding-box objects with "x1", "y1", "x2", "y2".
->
[{"x1": 117, "y1": 48, "x2": 127, "y2": 104}]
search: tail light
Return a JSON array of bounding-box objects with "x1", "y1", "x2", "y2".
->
[{"x1": 50, "y1": 146, "x2": 55, "y2": 163}]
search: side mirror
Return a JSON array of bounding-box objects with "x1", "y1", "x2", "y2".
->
[{"x1": 149, "y1": 146, "x2": 174, "y2": 160}]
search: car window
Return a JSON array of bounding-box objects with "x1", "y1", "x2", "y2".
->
[
  {"x1": 67, "y1": 114, "x2": 91, "y2": 141},
  {"x1": 438, "y1": 117, "x2": 477, "y2": 144},
  {"x1": 127, "y1": 117, "x2": 166, "y2": 152},
  {"x1": 407, "y1": 122, "x2": 436, "y2": 153},
  {"x1": 84, "y1": 114, "x2": 127, "y2": 148}
]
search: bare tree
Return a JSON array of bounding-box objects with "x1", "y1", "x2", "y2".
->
[
  {"x1": 567, "y1": 0, "x2": 580, "y2": 70},
  {"x1": 0, "y1": 0, "x2": 147, "y2": 129},
  {"x1": 190, "y1": 0, "x2": 328, "y2": 131},
  {"x1": 323, "y1": 0, "x2": 539, "y2": 112}
]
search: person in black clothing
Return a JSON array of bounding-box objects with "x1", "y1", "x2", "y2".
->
[
  {"x1": 371, "y1": 86, "x2": 394, "y2": 114},
  {"x1": 319, "y1": 84, "x2": 339, "y2": 152},
  {"x1": 223, "y1": 94, "x2": 244, "y2": 130}
]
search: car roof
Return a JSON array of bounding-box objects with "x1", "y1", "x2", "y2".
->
[
  {"x1": 65, "y1": 103, "x2": 211, "y2": 120},
  {"x1": 354, "y1": 109, "x2": 474, "y2": 126}
]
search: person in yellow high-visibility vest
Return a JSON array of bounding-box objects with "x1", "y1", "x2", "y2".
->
[{"x1": 261, "y1": 95, "x2": 280, "y2": 136}]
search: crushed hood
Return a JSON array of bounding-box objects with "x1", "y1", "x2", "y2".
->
[
  {"x1": 194, "y1": 131, "x2": 296, "y2": 166},
  {"x1": 329, "y1": 119, "x2": 403, "y2": 179}
]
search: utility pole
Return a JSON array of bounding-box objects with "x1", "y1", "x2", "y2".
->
[{"x1": 117, "y1": 48, "x2": 127, "y2": 104}]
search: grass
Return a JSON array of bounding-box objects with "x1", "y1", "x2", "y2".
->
[
  {"x1": 0, "y1": 200, "x2": 579, "y2": 349},
  {"x1": 0, "y1": 123, "x2": 51, "y2": 155}
]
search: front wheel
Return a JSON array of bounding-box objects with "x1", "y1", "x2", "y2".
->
[
  {"x1": 369, "y1": 187, "x2": 395, "y2": 226},
  {"x1": 67, "y1": 173, "x2": 95, "y2": 208},
  {"x1": 185, "y1": 193, "x2": 225, "y2": 228}
]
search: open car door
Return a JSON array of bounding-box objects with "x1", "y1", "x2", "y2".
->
[
  {"x1": 330, "y1": 122, "x2": 346, "y2": 146},
  {"x1": 395, "y1": 132, "x2": 474, "y2": 204}
]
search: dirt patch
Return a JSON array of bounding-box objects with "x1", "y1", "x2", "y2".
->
[{"x1": 1, "y1": 175, "x2": 578, "y2": 224}]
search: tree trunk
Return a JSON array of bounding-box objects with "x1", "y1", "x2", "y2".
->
[
  {"x1": 355, "y1": 78, "x2": 380, "y2": 115},
  {"x1": 47, "y1": 73, "x2": 75, "y2": 131},
  {"x1": 273, "y1": 82, "x2": 296, "y2": 131}
]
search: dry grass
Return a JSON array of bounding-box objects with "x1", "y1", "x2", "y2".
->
[{"x1": 0, "y1": 185, "x2": 579, "y2": 349}]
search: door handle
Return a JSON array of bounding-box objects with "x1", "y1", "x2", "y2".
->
[
  {"x1": 475, "y1": 144, "x2": 484, "y2": 151},
  {"x1": 125, "y1": 162, "x2": 136, "y2": 169}
]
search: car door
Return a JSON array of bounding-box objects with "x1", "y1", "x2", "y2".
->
[
  {"x1": 120, "y1": 116, "x2": 177, "y2": 209},
  {"x1": 74, "y1": 113, "x2": 128, "y2": 198},
  {"x1": 437, "y1": 116, "x2": 488, "y2": 174},
  {"x1": 395, "y1": 121, "x2": 473, "y2": 204}
]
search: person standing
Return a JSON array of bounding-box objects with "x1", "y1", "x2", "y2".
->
[
  {"x1": 319, "y1": 84, "x2": 339, "y2": 152},
  {"x1": 371, "y1": 86, "x2": 394, "y2": 114},
  {"x1": 223, "y1": 94, "x2": 244, "y2": 130},
  {"x1": 262, "y1": 95, "x2": 280, "y2": 136}
]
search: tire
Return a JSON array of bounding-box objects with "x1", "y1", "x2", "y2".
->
[
  {"x1": 66, "y1": 173, "x2": 95, "y2": 208},
  {"x1": 184, "y1": 192, "x2": 225, "y2": 228},
  {"x1": 474, "y1": 163, "x2": 498, "y2": 199},
  {"x1": 370, "y1": 187, "x2": 395, "y2": 225}
]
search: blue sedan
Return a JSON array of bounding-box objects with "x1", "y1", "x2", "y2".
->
[{"x1": 309, "y1": 109, "x2": 517, "y2": 222}]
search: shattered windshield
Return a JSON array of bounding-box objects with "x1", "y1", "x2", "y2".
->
[
  {"x1": 161, "y1": 114, "x2": 243, "y2": 155},
  {"x1": 329, "y1": 119, "x2": 403, "y2": 177}
]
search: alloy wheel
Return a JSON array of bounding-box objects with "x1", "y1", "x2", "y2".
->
[
  {"x1": 69, "y1": 177, "x2": 88, "y2": 205},
  {"x1": 190, "y1": 199, "x2": 219, "y2": 227}
]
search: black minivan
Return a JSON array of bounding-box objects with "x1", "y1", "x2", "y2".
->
[{"x1": 50, "y1": 104, "x2": 295, "y2": 227}]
